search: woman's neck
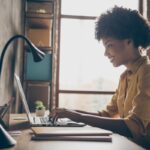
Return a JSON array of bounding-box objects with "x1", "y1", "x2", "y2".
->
[{"x1": 125, "y1": 49, "x2": 141, "y2": 69}]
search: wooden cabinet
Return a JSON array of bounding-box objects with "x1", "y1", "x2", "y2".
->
[{"x1": 24, "y1": 0, "x2": 55, "y2": 112}]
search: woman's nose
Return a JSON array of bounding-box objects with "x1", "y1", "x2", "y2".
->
[{"x1": 104, "y1": 49, "x2": 108, "y2": 56}]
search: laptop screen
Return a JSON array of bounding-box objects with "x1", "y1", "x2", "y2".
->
[{"x1": 14, "y1": 74, "x2": 32, "y2": 120}]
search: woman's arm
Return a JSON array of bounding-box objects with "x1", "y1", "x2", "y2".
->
[
  {"x1": 51, "y1": 108, "x2": 132, "y2": 138},
  {"x1": 80, "y1": 113, "x2": 132, "y2": 137},
  {"x1": 74, "y1": 110, "x2": 100, "y2": 116}
]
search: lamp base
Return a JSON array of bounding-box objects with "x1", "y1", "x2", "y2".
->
[{"x1": 0, "y1": 124, "x2": 16, "y2": 148}]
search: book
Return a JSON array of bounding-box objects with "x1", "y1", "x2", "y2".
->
[
  {"x1": 31, "y1": 126, "x2": 112, "y2": 142},
  {"x1": 31, "y1": 135, "x2": 112, "y2": 142},
  {"x1": 31, "y1": 126, "x2": 112, "y2": 137}
]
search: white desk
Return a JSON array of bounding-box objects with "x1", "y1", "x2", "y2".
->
[{"x1": 7, "y1": 114, "x2": 145, "y2": 150}]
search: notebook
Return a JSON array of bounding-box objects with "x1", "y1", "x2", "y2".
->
[
  {"x1": 14, "y1": 74, "x2": 85, "y2": 127},
  {"x1": 31, "y1": 126, "x2": 112, "y2": 142},
  {"x1": 31, "y1": 126, "x2": 112, "y2": 136}
]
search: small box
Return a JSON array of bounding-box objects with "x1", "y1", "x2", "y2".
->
[
  {"x1": 26, "y1": 53, "x2": 52, "y2": 81},
  {"x1": 26, "y1": 18, "x2": 53, "y2": 29},
  {"x1": 27, "y1": 28, "x2": 51, "y2": 47},
  {"x1": 27, "y1": 2, "x2": 53, "y2": 14}
]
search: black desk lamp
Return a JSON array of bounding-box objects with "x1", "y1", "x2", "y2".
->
[{"x1": 0, "y1": 34, "x2": 45, "y2": 148}]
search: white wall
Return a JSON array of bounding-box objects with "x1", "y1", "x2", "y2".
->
[{"x1": 0, "y1": 0, "x2": 24, "y2": 112}]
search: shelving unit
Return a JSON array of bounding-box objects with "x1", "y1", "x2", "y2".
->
[{"x1": 23, "y1": 0, "x2": 55, "y2": 112}]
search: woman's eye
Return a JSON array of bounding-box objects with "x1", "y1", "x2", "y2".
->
[{"x1": 107, "y1": 44, "x2": 113, "y2": 49}]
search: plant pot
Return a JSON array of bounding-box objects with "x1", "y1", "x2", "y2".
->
[{"x1": 35, "y1": 108, "x2": 45, "y2": 116}]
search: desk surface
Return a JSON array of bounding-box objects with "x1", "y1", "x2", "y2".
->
[{"x1": 7, "y1": 114, "x2": 145, "y2": 150}]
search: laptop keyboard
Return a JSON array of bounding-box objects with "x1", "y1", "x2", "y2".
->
[
  {"x1": 33, "y1": 116, "x2": 53, "y2": 125},
  {"x1": 32, "y1": 116, "x2": 85, "y2": 127},
  {"x1": 40, "y1": 117, "x2": 49, "y2": 124},
  {"x1": 33, "y1": 116, "x2": 66, "y2": 126}
]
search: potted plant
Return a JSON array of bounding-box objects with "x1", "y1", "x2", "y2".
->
[{"x1": 35, "y1": 100, "x2": 46, "y2": 116}]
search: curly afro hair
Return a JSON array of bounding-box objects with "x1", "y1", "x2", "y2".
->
[{"x1": 95, "y1": 6, "x2": 150, "y2": 48}]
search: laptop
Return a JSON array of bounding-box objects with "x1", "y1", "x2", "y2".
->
[{"x1": 14, "y1": 74, "x2": 85, "y2": 127}]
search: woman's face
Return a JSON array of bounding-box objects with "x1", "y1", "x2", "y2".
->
[{"x1": 102, "y1": 37, "x2": 139, "y2": 67}]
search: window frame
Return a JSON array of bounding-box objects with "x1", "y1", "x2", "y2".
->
[{"x1": 52, "y1": 0, "x2": 141, "y2": 109}]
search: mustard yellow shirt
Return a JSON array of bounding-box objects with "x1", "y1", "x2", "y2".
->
[{"x1": 101, "y1": 56, "x2": 150, "y2": 147}]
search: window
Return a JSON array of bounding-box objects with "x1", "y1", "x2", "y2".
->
[{"x1": 58, "y1": 0, "x2": 139, "y2": 112}]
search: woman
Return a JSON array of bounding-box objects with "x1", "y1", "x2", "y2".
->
[{"x1": 51, "y1": 6, "x2": 150, "y2": 148}]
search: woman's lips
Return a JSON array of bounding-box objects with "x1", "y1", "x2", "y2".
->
[{"x1": 109, "y1": 57, "x2": 114, "y2": 62}]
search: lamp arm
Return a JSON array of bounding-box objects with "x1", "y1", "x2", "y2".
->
[
  {"x1": 0, "y1": 34, "x2": 45, "y2": 75},
  {"x1": 0, "y1": 34, "x2": 45, "y2": 148}
]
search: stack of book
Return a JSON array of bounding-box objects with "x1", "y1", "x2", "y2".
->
[{"x1": 31, "y1": 126, "x2": 112, "y2": 142}]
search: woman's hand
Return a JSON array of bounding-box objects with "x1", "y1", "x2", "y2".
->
[{"x1": 50, "y1": 108, "x2": 83, "y2": 123}]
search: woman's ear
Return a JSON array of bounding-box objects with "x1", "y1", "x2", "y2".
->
[
  {"x1": 125, "y1": 39, "x2": 134, "y2": 48},
  {"x1": 126, "y1": 39, "x2": 133, "y2": 45}
]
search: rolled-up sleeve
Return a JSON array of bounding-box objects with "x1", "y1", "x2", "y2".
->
[{"x1": 100, "y1": 90, "x2": 119, "y2": 117}]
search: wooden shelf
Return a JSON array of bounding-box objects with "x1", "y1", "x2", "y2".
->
[
  {"x1": 23, "y1": 0, "x2": 55, "y2": 111},
  {"x1": 25, "y1": 80, "x2": 51, "y2": 84},
  {"x1": 25, "y1": 16, "x2": 53, "y2": 28},
  {"x1": 25, "y1": 45, "x2": 53, "y2": 53},
  {"x1": 26, "y1": 1, "x2": 53, "y2": 15},
  {"x1": 26, "y1": 12, "x2": 53, "y2": 19},
  {"x1": 38, "y1": 46, "x2": 53, "y2": 53},
  {"x1": 27, "y1": 0, "x2": 53, "y2": 2}
]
